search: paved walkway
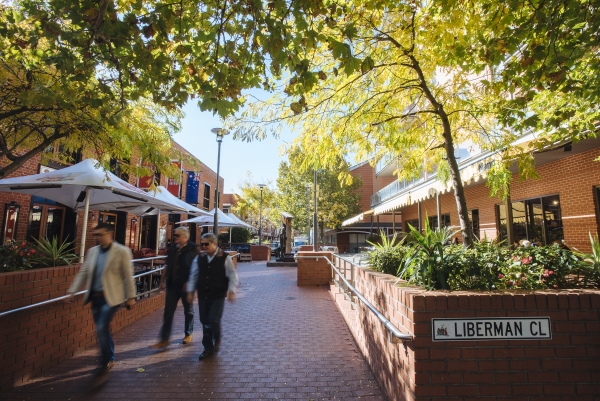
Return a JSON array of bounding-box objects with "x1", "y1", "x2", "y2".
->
[{"x1": 2, "y1": 262, "x2": 384, "y2": 400}]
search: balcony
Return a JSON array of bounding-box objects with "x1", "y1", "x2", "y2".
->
[{"x1": 370, "y1": 175, "x2": 426, "y2": 207}]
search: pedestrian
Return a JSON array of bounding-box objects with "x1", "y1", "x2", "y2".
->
[
  {"x1": 151, "y1": 226, "x2": 197, "y2": 349},
  {"x1": 186, "y1": 233, "x2": 238, "y2": 360},
  {"x1": 65, "y1": 223, "x2": 136, "y2": 381}
]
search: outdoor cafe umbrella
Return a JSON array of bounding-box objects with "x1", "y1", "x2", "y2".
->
[
  {"x1": 120, "y1": 186, "x2": 210, "y2": 252},
  {"x1": 178, "y1": 208, "x2": 238, "y2": 227},
  {"x1": 0, "y1": 159, "x2": 186, "y2": 261}
]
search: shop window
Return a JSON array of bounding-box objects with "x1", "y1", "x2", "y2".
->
[
  {"x1": 223, "y1": 204, "x2": 231, "y2": 214},
  {"x1": 27, "y1": 203, "x2": 66, "y2": 243},
  {"x1": 496, "y1": 195, "x2": 562, "y2": 245},
  {"x1": 203, "y1": 184, "x2": 211, "y2": 210},
  {"x1": 349, "y1": 233, "x2": 368, "y2": 253}
]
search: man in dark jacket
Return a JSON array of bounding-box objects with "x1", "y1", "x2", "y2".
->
[
  {"x1": 186, "y1": 233, "x2": 238, "y2": 360},
  {"x1": 151, "y1": 226, "x2": 197, "y2": 348}
]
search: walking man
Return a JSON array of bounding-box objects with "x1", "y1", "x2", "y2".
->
[
  {"x1": 186, "y1": 233, "x2": 238, "y2": 360},
  {"x1": 65, "y1": 223, "x2": 136, "y2": 380},
  {"x1": 151, "y1": 226, "x2": 196, "y2": 348}
]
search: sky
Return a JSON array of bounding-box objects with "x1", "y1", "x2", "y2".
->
[{"x1": 173, "y1": 101, "x2": 297, "y2": 194}]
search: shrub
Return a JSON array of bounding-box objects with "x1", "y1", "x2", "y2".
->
[
  {"x1": 445, "y1": 240, "x2": 511, "y2": 290},
  {"x1": 368, "y1": 231, "x2": 411, "y2": 276},
  {"x1": 0, "y1": 240, "x2": 38, "y2": 272},
  {"x1": 218, "y1": 227, "x2": 252, "y2": 244},
  {"x1": 32, "y1": 236, "x2": 78, "y2": 267}
]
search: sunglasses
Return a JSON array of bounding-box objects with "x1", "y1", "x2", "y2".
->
[{"x1": 199, "y1": 242, "x2": 211, "y2": 247}]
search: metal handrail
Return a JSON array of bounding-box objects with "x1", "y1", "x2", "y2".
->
[
  {"x1": 0, "y1": 256, "x2": 167, "y2": 318},
  {"x1": 296, "y1": 254, "x2": 412, "y2": 343}
]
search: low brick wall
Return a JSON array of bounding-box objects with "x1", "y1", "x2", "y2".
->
[
  {"x1": 0, "y1": 265, "x2": 165, "y2": 393},
  {"x1": 249, "y1": 245, "x2": 270, "y2": 261},
  {"x1": 297, "y1": 251, "x2": 333, "y2": 286},
  {"x1": 330, "y1": 256, "x2": 600, "y2": 401}
]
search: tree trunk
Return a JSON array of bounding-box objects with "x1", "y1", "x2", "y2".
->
[{"x1": 410, "y1": 55, "x2": 474, "y2": 247}]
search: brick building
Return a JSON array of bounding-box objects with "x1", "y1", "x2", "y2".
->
[
  {"x1": 340, "y1": 135, "x2": 600, "y2": 252},
  {"x1": 0, "y1": 140, "x2": 224, "y2": 255}
]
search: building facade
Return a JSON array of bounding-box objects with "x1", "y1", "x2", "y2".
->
[{"x1": 0, "y1": 140, "x2": 224, "y2": 256}]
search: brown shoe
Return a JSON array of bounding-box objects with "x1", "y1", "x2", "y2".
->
[
  {"x1": 150, "y1": 340, "x2": 169, "y2": 349},
  {"x1": 182, "y1": 335, "x2": 193, "y2": 344}
]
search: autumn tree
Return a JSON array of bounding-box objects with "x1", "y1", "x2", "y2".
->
[
  {"x1": 231, "y1": 174, "x2": 278, "y2": 236},
  {"x1": 234, "y1": 1, "x2": 510, "y2": 247},
  {"x1": 275, "y1": 148, "x2": 361, "y2": 241}
]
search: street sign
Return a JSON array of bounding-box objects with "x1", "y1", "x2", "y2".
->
[{"x1": 432, "y1": 317, "x2": 552, "y2": 341}]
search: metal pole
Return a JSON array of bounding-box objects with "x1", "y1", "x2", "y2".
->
[
  {"x1": 214, "y1": 137, "x2": 222, "y2": 236},
  {"x1": 436, "y1": 191, "x2": 442, "y2": 230},
  {"x1": 79, "y1": 187, "x2": 91, "y2": 262},
  {"x1": 155, "y1": 209, "x2": 160, "y2": 253},
  {"x1": 259, "y1": 187, "x2": 263, "y2": 245},
  {"x1": 313, "y1": 170, "x2": 318, "y2": 251},
  {"x1": 307, "y1": 187, "x2": 311, "y2": 245}
]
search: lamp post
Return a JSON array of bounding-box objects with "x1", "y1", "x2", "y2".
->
[
  {"x1": 313, "y1": 169, "x2": 318, "y2": 251},
  {"x1": 258, "y1": 184, "x2": 265, "y2": 245},
  {"x1": 211, "y1": 128, "x2": 229, "y2": 236},
  {"x1": 306, "y1": 185, "x2": 311, "y2": 245}
]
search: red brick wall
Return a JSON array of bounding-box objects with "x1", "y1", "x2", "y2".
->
[
  {"x1": 0, "y1": 265, "x2": 166, "y2": 393},
  {"x1": 393, "y1": 146, "x2": 600, "y2": 251},
  {"x1": 249, "y1": 245, "x2": 270, "y2": 261},
  {"x1": 350, "y1": 162, "x2": 396, "y2": 224},
  {"x1": 330, "y1": 255, "x2": 600, "y2": 401},
  {"x1": 297, "y1": 251, "x2": 332, "y2": 286}
]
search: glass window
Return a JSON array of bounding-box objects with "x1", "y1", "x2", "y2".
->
[
  {"x1": 405, "y1": 219, "x2": 419, "y2": 232},
  {"x1": 468, "y1": 209, "x2": 480, "y2": 240},
  {"x1": 496, "y1": 195, "x2": 563, "y2": 245},
  {"x1": 203, "y1": 184, "x2": 211, "y2": 210},
  {"x1": 428, "y1": 214, "x2": 450, "y2": 230},
  {"x1": 27, "y1": 204, "x2": 65, "y2": 243}
]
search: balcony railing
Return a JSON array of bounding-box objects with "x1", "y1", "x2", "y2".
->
[{"x1": 370, "y1": 176, "x2": 425, "y2": 207}]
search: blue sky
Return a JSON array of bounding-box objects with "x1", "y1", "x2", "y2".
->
[{"x1": 173, "y1": 101, "x2": 297, "y2": 194}]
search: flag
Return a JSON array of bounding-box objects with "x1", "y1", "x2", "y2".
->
[{"x1": 186, "y1": 171, "x2": 200, "y2": 204}]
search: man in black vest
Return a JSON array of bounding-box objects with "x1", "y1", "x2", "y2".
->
[
  {"x1": 151, "y1": 226, "x2": 197, "y2": 349},
  {"x1": 186, "y1": 233, "x2": 238, "y2": 360}
]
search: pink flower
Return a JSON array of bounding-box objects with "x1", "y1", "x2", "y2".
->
[
  {"x1": 548, "y1": 270, "x2": 554, "y2": 275},
  {"x1": 507, "y1": 281, "x2": 514, "y2": 286},
  {"x1": 521, "y1": 276, "x2": 527, "y2": 281},
  {"x1": 19, "y1": 251, "x2": 24, "y2": 256},
  {"x1": 30, "y1": 249, "x2": 36, "y2": 254},
  {"x1": 521, "y1": 257, "x2": 531, "y2": 265},
  {"x1": 543, "y1": 269, "x2": 550, "y2": 277},
  {"x1": 21, "y1": 242, "x2": 26, "y2": 248},
  {"x1": 498, "y1": 274, "x2": 505, "y2": 279},
  {"x1": 553, "y1": 284, "x2": 558, "y2": 288},
  {"x1": 512, "y1": 256, "x2": 519, "y2": 261}
]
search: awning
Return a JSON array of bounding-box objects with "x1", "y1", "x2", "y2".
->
[{"x1": 341, "y1": 213, "x2": 364, "y2": 227}]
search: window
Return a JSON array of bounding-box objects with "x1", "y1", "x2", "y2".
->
[
  {"x1": 349, "y1": 233, "x2": 368, "y2": 252},
  {"x1": 497, "y1": 195, "x2": 563, "y2": 245},
  {"x1": 405, "y1": 219, "x2": 419, "y2": 232},
  {"x1": 468, "y1": 209, "x2": 480, "y2": 240},
  {"x1": 428, "y1": 214, "x2": 451, "y2": 230},
  {"x1": 110, "y1": 159, "x2": 129, "y2": 182},
  {"x1": 223, "y1": 204, "x2": 231, "y2": 214},
  {"x1": 203, "y1": 184, "x2": 211, "y2": 210},
  {"x1": 27, "y1": 203, "x2": 66, "y2": 243}
]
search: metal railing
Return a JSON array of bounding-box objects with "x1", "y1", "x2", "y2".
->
[
  {"x1": 296, "y1": 254, "x2": 412, "y2": 343},
  {"x1": 0, "y1": 256, "x2": 167, "y2": 318}
]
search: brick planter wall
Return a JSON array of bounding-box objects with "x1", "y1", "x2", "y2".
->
[
  {"x1": 249, "y1": 245, "x2": 270, "y2": 261},
  {"x1": 297, "y1": 251, "x2": 333, "y2": 286},
  {"x1": 0, "y1": 265, "x2": 165, "y2": 393},
  {"x1": 330, "y1": 256, "x2": 600, "y2": 401}
]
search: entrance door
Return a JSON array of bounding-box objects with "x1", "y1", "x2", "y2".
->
[{"x1": 99, "y1": 212, "x2": 118, "y2": 226}]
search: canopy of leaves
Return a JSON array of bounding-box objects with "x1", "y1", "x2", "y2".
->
[
  {"x1": 231, "y1": 173, "x2": 278, "y2": 233},
  {"x1": 275, "y1": 147, "x2": 361, "y2": 236}
]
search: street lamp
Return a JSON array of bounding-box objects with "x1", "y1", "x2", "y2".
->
[
  {"x1": 211, "y1": 128, "x2": 230, "y2": 236},
  {"x1": 258, "y1": 184, "x2": 265, "y2": 245},
  {"x1": 313, "y1": 169, "x2": 318, "y2": 251},
  {"x1": 305, "y1": 185, "x2": 311, "y2": 245}
]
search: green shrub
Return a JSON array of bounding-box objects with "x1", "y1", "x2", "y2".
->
[
  {"x1": 445, "y1": 240, "x2": 511, "y2": 290},
  {"x1": 32, "y1": 236, "x2": 78, "y2": 267},
  {"x1": 573, "y1": 232, "x2": 600, "y2": 288},
  {"x1": 368, "y1": 232, "x2": 411, "y2": 276},
  {"x1": 218, "y1": 227, "x2": 252, "y2": 244}
]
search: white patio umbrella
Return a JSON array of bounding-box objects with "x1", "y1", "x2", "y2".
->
[
  {"x1": 0, "y1": 159, "x2": 186, "y2": 261},
  {"x1": 120, "y1": 186, "x2": 210, "y2": 252},
  {"x1": 227, "y1": 213, "x2": 256, "y2": 231},
  {"x1": 178, "y1": 208, "x2": 238, "y2": 226}
]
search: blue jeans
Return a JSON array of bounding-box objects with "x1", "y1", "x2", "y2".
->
[
  {"x1": 91, "y1": 294, "x2": 119, "y2": 366},
  {"x1": 197, "y1": 298, "x2": 225, "y2": 351},
  {"x1": 160, "y1": 286, "x2": 194, "y2": 342}
]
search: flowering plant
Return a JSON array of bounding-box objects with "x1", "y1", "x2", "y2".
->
[
  {"x1": 0, "y1": 240, "x2": 38, "y2": 272},
  {"x1": 497, "y1": 244, "x2": 578, "y2": 289}
]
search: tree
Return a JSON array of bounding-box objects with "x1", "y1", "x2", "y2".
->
[
  {"x1": 219, "y1": 227, "x2": 251, "y2": 244},
  {"x1": 275, "y1": 148, "x2": 361, "y2": 241},
  {"x1": 231, "y1": 173, "x2": 278, "y2": 235},
  {"x1": 234, "y1": 1, "x2": 508, "y2": 247}
]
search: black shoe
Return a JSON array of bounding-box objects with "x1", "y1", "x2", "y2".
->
[
  {"x1": 198, "y1": 349, "x2": 214, "y2": 360},
  {"x1": 214, "y1": 341, "x2": 221, "y2": 353}
]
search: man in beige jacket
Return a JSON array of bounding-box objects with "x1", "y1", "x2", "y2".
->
[{"x1": 66, "y1": 223, "x2": 136, "y2": 378}]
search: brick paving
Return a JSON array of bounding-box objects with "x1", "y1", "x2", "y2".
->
[{"x1": 2, "y1": 262, "x2": 384, "y2": 401}]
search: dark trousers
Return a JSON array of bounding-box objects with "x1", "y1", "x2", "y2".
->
[
  {"x1": 197, "y1": 298, "x2": 225, "y2": 351},
  {"x1": 91, "y1": 294, "x2": 119, "y2": 366},
  {"x1": 160, "y1": 286, "x2": 194, "y2": 342}
]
